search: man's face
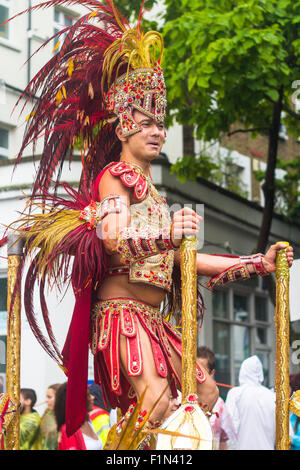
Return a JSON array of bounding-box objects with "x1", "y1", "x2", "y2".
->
[
  {"x1": 121, "y1": 110, "x2": 165, "y2": 162},
  {"x1": 197, "y1": 358, "x2": 214, "y2": 377}
]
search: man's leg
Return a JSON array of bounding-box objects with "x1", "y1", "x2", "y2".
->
[
  {"x1": 119, "y1": 316, "x2": 218, "y2": 422},
  {"x1": 119, "y1": 316, "x2": 172, "y2": 424}
]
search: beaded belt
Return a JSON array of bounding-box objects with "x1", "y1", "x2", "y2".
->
[{"x1": 92, "y1": 297, "x2": 162, "y2": 324}]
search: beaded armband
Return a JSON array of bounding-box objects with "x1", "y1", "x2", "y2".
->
[
  {"x1": 117, "y1": 225, "x2": 176, "y2": 264},
  {"x1": 207, "y1": 253, "x2": 268, "y2": 290},
  {"x1": 79, "y1": 195, "x2": 124, "y2": 229}
]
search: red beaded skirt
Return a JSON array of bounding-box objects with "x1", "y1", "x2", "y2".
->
[{"x1": 91, "y1": 297, "x2": 206, "y2": 414}]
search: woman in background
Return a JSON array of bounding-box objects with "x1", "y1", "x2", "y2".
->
[
  {"x1": 55, "y1": 382, "x2": 103, "y2": 450},
  {"x1": 33, "y1": 383, "x2": 61, "y2": 450}
]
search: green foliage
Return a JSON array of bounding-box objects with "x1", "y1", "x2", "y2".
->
[
  {"x1": 171, "y1": 152, "x2": 249, "y2": 199},
  {"x1": 162, "y1": 0, "x2": 300, "y2": 141},
  {"x1": 113, "y1": 0, "x2": 159, "y2": 23},
  {"x1": 113, "y1": 0, "x2": 300, "y2": 216},
  {"x1": 170, "y1": 155, "x2": 218, "y2": 183}
]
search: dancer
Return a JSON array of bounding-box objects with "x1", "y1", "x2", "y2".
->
[{"x1": 4, "y1": 1, "x2": 294, "y2": 442}]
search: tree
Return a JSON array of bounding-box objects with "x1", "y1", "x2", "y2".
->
[
  {"x1": 255, "y1": 156, "x2": 300, "y2": 224},
  {"x1": 113, "y1": 0, "x2": 159, "y2": 22},
  {"x1": 114, "y1": 0, "x2": 300, "y2": 302},
  {"x1": 163, "y1": 0, "x2": 300, "y2": 257}
]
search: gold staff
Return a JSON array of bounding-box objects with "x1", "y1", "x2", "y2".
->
[
  {"x1": 5, "y1": 233, "x2": 24, "y2": 450},
  {"x1": 180, "y1": 235, "x2": 198, "y2": 400},
  {"x1": 156, "y1": 235, "x2": 213, "y2": 450},
  {"x1": 275, "y1": 241, "x2": 290, "y2": 450}
]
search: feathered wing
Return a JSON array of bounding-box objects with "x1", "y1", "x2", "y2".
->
[
  {"x1": 6, "y1": 180, "x2": 108, "y2": 368},
  {"x1": 8, "y1": 181, "x2": 108, "y2": 292},
  {"x1": 6, "y1": 1, "x2": 129, "y2": 199}
]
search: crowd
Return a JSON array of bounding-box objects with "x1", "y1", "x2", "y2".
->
[
  {"x1": 19, "y1": 383, "x2": 110, "y2": 450},
  {"x1": 18, "y1": 352, "x2": 300, "y2": 451}
]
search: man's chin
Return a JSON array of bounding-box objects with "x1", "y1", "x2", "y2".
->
[{"x1": 146, "y1": 149, "x2": 161, "y2": 160}]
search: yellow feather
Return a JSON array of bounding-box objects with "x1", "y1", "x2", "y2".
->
[
  {"x1": 8, "y1": 205, "x2": 85, "y2": 282},
  {"x1": 88, "y1": 82, "x2": 94, "y2": 99},
  {"x1": 25, "y1": 110, "x2": 36, "y2": 121},
  {"x1": 103, "y1": 385, "x2": 200, "y2": 450},
  {"x1": 88, "y1": 11, "x2": 98, "y2": 19},
  {"x1": 56, "y1": 89, "x2": 63, "y2": 106},
  {"x1": 67, "y1": 58, "x2": 74, "y2": 77},
  {"x1": 102, "y1": 29, "x2": 164, "y2": 91},
  {"x1": 52, "y1": 41, "x2": 60, "y2": 53}
]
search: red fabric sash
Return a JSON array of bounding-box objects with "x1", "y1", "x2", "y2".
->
[
  {"x1": 62, "y1": 285, "x2": 92, "y2": 437},
  {"x1": 62, "y1": 163, "x2": 116, "y2": 437}
]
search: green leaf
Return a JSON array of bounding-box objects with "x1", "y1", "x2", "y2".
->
[{"x1": 266, "y1": 89, "x2": 280, "y2": 102}]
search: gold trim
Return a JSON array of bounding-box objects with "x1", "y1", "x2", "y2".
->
[
  {"x1": 6, "y1": 255, "x2": 22, "y2": 450},
  {"x1": 180, "y1": 236, "x2": 198, "y2": 399},
  {"x1": 275, "y1": 243, "x2": 290, "y2": 450}
]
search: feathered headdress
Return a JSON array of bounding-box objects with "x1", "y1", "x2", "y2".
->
[{"x1": 3, "y1": 0, "x2": 166, "y2": 198}]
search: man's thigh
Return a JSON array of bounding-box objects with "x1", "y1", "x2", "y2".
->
[{"x1": 119, "y1": 316, "x2": 170, "y2": 402}]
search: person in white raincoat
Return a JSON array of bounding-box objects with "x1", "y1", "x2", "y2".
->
[{"x1": 225, "y1": 355, "x2": 276, "y2": 450}]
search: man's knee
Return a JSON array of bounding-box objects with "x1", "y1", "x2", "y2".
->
[{"x1": 143, "y1": 386, "x2": 170, "y2": 421}]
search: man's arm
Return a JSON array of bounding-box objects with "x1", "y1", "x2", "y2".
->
[
  {"x1": 98, "y1": 170, "x2": 131, "y2": 255},
  {"x1": 195, "y1": 243, "x2": 293, "y2": 276},
  {"x1": 174, "y1": 243, "x2": 294, "y2": 289}
]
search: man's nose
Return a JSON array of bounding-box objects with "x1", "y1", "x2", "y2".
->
[{"x1": 151, "y1": 123, "x2": 161, "y2": 135}]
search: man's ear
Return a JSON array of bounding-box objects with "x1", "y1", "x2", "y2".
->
[{"x1": 115, "y1": 123, "x2": 128, "y2": 143}]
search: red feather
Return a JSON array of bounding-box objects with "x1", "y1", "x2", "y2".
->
[{"x1": 5, "y1": 1, "x2": 132, "y2": 200}]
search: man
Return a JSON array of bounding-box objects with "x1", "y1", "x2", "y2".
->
[
  {"x1": 225, "y1": 355, "x2": 276, "y2": 450},
  {"x1": 20, "y1": 388, "x2": 41, "y2": 450},
  {"x1": 197, "y1": 346, "x2": 236, "y2": 450},
  {"x1": 88, "y1": 383, "x2": 110, "y2": 448},
  {"x1": 6, "y1": 1, "x2": 294, "y2": 442}
]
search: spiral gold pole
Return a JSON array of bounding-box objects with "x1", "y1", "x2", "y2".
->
[
  {"x1": 275, "y1": 242, "x2": 290, "y2": 450},
  {"x1": 156, "y1": 235, "x2": 213, "y2": 449},
  {"x1": 5, "y1": 234, "x2": 24, "y2": 451},
  {"x1": 180, "y1": 235, "x2": 198, "y2": 400}
]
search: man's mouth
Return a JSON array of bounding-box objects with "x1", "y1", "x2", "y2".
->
[{"x1": 148, "y1": 142, "x2": 160, "y2": 149}]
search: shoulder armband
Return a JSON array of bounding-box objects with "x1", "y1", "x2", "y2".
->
[
  {"x1": 109, "y1": 161, "x2": 149, "y2": 200},
  {"x1": 79, "y1": 196, "x2": 125, "y2": 230}
]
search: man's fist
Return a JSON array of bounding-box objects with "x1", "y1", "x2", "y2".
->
[
  {"x1": 263, "y1": 243, "x2": 294, "y2": 273},
  {"x1": 171, "y1": 207, "x2": 202, "y2": 248}
]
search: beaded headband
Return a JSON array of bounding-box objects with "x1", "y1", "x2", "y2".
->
[{"x1": 106, "y1": 66, "x2": 167, "y2": 137}]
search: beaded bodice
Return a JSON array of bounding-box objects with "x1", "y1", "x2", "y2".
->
[{"x1": 106, "y1": 161, "x2": 174, "y2": 292}]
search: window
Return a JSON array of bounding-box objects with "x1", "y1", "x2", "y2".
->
[
  {"x1": 53, "y1": 8, "x2": 75, "y2": 50},
  {"x1": 0, "y1": 127, "x2": 9, "y2": 158},
  {"x1": 0, "y1": 0, "x2": 9, "y2": 40},
  {"x1": 213, "y1": 285, "x2": 271, "y2": 395}
]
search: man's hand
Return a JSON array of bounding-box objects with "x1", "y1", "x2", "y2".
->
[
  {"x1": 171, "y1": 207, "x2": 202, "y2": 248},
  {"x1": 263, "y1": 243, "x2": 294, "y2": 273}
]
